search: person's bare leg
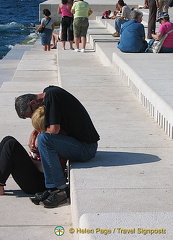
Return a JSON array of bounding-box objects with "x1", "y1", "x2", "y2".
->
[
  {"x1": 47, "y1": 45, "x2": 51, "y2": 51},
  {"x1": 62, "y1": 41, "x2": 66, "y2": 50},
  {"x1": 81, "y1": 37, "x2": 86, "y2": 49},
  {"x1": 75, "y1": 37, "x2": 80, "y2": 49},
  {"x1": 0, "y1": 186, "x2": 4, "y2": 195},
  {"x1": 43, "y1": 45, "x2": 47, "y2": 51},
  {"x1": 69, "y1": 41, "x2": 74, "y2": 50},
  {"x1": 52, "y1": 34, "x2": 56, "y2": 47}
]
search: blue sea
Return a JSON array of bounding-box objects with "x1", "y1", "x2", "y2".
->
[{"x1": 0, "y1": 0, "x2": 44, "y2": 59}]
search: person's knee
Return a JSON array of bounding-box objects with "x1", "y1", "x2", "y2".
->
[
  {"x1": 2, "y1": 136, "x2": 16, "y2": 144},
  {"x1": 38, "y1": 132, "x2": 56, "y2": 149},
  {"x1": 38, "y1": 132, "x2": 48, "y2": 144},
  {"x1": 116, "y1": 18, "x2": 121, "y2": 24}
]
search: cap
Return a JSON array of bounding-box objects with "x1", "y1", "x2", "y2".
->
[{"x1": 157, "y1": 12, "x2": 169, "y2": 22}]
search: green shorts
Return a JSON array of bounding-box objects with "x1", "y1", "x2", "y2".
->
[{"x1": 73, "y1": 17, "x2": 89, "y2": 38}]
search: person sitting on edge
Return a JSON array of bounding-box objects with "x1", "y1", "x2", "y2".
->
[
  {"x1": 0, "y1": 106, "x2": 67, "y2": 198},
  {"x1": 111, "y1": 3, "x2": 121, "y2": 19},
  {"x1": 0, "y1": 136, "x2": 46, "y2": 196},
  {"x1": 15, "y1": 85, "x2": 100, "y2": 208},
  {"x1": 151, "y1": 12, "x2": 173, "y2": 53},
  {"x1": 117, "y1": 10, "x2": 148, "y2": 53},
  {"x1": 112, "y1": 0, "x2": 131, "y2": 37}
]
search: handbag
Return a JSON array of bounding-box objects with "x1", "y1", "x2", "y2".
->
[
  {"x1": 38, "y1": 18, "x2": 51, "y2": 33},
  {"x1": 147, "y1": 29, "x2": 173, "y2": 53},
  {"x1": 88, "y1": 9, "x2": 93, "y2": 16}
]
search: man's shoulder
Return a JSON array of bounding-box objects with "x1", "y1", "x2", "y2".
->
[
  {"x1": 44, "y1": 86, "x2": 61, "y2": 93},
  {"x1": 123, "y1": 20, "x2": 134, "y2": 27}
]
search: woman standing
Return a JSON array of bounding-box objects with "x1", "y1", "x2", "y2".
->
[
  {"x1": 71, "y1": 0, "x2": 91, "y2": 52},
  {"x1": 58, "y1": 0, "x2": 74, "y2": 50},
  {"x1": 37, "y1": 9, "x2": 54, "y2": 51}
]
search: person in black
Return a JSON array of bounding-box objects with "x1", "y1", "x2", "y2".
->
[
  {"x1": 15, "y1": 86, "x2": 100, "y2": 208},
  {"x1": 0, "y1": 136, "x2": 46, "y2": 196}
]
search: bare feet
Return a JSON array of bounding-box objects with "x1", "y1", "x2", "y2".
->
[{"x1": 0, "y1": 186, "x2": 4, "y2": 195}]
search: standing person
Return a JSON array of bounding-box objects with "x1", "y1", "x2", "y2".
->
[
  {"x1": 147, "y1": 0, "x2": 157, "y2": 39},
  {"x1": 151, "y1": 12, "x2": 173, "y2": 52},
  {"x1": 112, "y1": 0, "x2": 131, "y2": 37},
  {"x1": 15, "y1": 86, "x2": 100, "y2": 208},
  {"x1": 71, "y1": 0, "x2": 91, "y2": 52},
  {"x1": 156, "y1": 0, "x2": 169, "y2": 12},
  {"x1": 57, "y1": 0, "x2": 74, "y2": 50},
  {"x1": 37, "y1": 9, "x2": 54, "y2": 51}
]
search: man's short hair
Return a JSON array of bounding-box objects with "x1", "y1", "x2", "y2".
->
[
  {"x1": 15, "y1": 94, "x2": 36, "y2": 119},
  {"x1": 130, "y1": 10, "x2": 143, "y2": 21}
]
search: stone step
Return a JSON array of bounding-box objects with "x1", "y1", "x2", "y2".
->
[
  {"x1": 0, "y1": 45, "x2": 33, "y2": 86},
  {"x1": 56, "y1": 25, "x2": 173, "y2": 240},
  {"x1": 12, "y1": 40, "x2": 58, "y2": 84},
  {"x1": 88, "y1": 18, "x2": 173, "y2": 140}
]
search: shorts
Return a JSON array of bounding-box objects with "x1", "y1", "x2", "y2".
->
[
  {"x1": 41, "y1": 28, "x2": 52, "y2": 45},
  {"x1": 73, "y1": 17, "x2": 89, "y2": 38}
]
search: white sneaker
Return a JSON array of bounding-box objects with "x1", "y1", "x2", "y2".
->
[
  {"x1": 74, "y1": 48, "x2": 80, "y2": 52},
  {"x1": 80, "y1": 49, "x2": 85, "y2": 53}
]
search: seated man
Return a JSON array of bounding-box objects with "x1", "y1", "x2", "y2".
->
[
  {"x1": 118, "y1": 10, "x2": 148, "y2": 52},
  {"x1": 112, "y1": 0, "x2": 131, "y2": 37},
  {"x1": 15, "y1": 86, "x2": 100, "y2": 208}
]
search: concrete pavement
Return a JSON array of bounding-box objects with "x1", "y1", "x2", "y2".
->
[
  {"x1": 0, "y1": 43, "x2": 73, "y2": 240},
  {"x1": 56, "y1": 11, "x2": 173, "y2": 240}
]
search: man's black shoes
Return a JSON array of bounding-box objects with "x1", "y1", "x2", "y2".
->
[
  {"x1": 30, "y1": 190, "x2": 51, "y2": 205},
  {"x1": 30, "y1": 187, "x2": 69, "y2": 208},
  {"x1": 43, "y1": 189, "x2": 67, "y2": 208}
]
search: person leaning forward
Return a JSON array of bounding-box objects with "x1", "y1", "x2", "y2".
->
[{"x1": 15, "y1": 85, "x2": 100, "y2": 208}]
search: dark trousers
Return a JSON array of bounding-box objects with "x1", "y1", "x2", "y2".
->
[
  {"x1": 61, "y1": 16, "x2": 74, "y2": 41},
  {"x1": 0, "y1": 136, "x2": 46, "y2": 194},
  {"x1": 148, "y1": 0, "x2": 157, "y2": 38}
]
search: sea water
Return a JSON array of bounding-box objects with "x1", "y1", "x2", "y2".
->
[{"x1": 0, "y1": 0, "x2": 44, "y2": 59}]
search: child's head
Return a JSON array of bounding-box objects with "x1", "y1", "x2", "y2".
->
[
  {"x1": 107, "y1": 10, "x2": 111, "y2": 15},
  {"x1": 31, "y1": 106, "x2": 46, "y2": 133}
]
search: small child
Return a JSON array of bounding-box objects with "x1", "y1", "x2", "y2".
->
[{"x1": 102, "y1": 10, "x2": 111, "y2": 19}]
